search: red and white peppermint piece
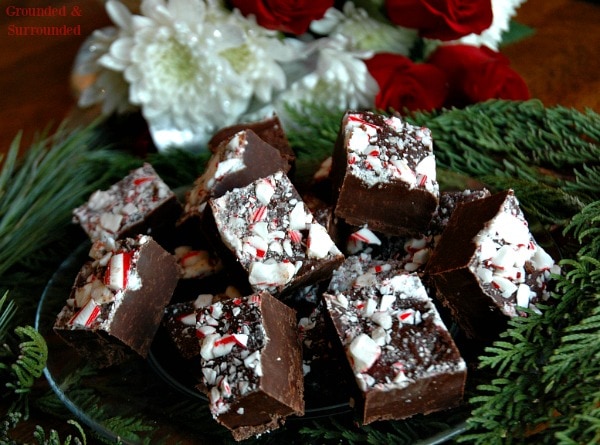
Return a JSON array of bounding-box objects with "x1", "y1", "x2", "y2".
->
[
  {"x1": 371, "y1": 326, "x2": 388, "y2": 346},
  {"x1": 202, "y1": 367, "x2": 217, "y2": 385},
  {"x1": 289, "y1": 201, "x2": 309, "y2": 231},
  {"x1": 243, "y1": 350, "x2": 262, "y2": 376},
  {"x1": 251, "y1": 221, "x2": 269, "y2": 240},
  {"x1": 379, "y1": 294, "x2": 396, "y2": 312},
  {"x1": 362, "y1": 298, "x2": 377, "y2": 317},
  {"x1": 244, "y1": 235, "x2": 269, "y2": 259},
  {"x1": 132, "y1": 176, "x2": 155, "y2": 186},
  {"x1": 398, "y1": 308, "x2": 421, "y2": 325},
  {"x1": 248, "y1": 261, "x2": 296, "y2": 288},
  {"x1": 194, "y1": 293, "x2": 214, "y2": 308},
  {"x1": 371, "y1": 311, "x2": 392, "y2": 329},
  {"x1": 307, "y1": 224, "x2": 337, "y2": 259},
  {"x1": 392, "y1": 362, "x2": 410, "y2": 386},
  {"x1": 196, "y1": 325, "x2": 217, "y2": 338},
  {"x1": 347, "y1": 114, "x2": 379, "y2": 135},
  {"x1": 69, "y1": 299, "x2": 101, "y2": 327},
  {"x1": 288, "y1": 229, "x2": 302, "y2": 244},
  {"x1": 349, "y1": 227, "x2": 381, "y2": 245},
  {"x1": 251, "y1": 205, "x2": 268, "y2": 222},
  {"x1": 255, "y1": 178, "x2": 275, "y2": 205},
  {"x1": 99, "y1": 212, "x2": 123, "y2": 234},
  {"x1": 178, "y1": 312, "x2": 196, "y2": 326},
  {"x1": 516, "y1": 283, "x2": 532, "y2": 308},
  {"x1": 219, "y1": 376, "x2": 232, "y2": 398},
  {"x1": 104, "y1": 251, "x2": 132, "y2": 290},
  {"x1": 492, "y1": 276, "x2": 518, "y2": 298},
  {"x1": 348, "y1": 333, "x2": 381, "y2": 373}
]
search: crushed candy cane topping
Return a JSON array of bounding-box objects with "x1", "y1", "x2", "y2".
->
[
  {"x1": 64, "y1": 236, "x2": 148, "y2": 329},
  {"x1": 324, "y1": 254, "x2": 465, "y2": 392},
  {"x1": 210, "y1": 171, "x2": 342, "y2": 294},
  {"x1": 73, "y1": 163, "x2": 174, "y2": 242},
  {"x1": 196, "y1": 293, "x2": 267, "y2": 416},
  {"x1": 342, "y1": 111, "x2": 438, "y2": 194},
  {"x1": 184, "y1": 131, "x2": 249, "y2": 216},
  {"x1": 469, "y1": 191, "x2": 561, "y2": 317}
]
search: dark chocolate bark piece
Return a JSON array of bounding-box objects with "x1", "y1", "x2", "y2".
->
[
  {"x1": 323, "y1": 254, "x2": 466, "y2": 424},
  {"x1": 73, "y1": 163, "x2": 182, "y2": 244},
  {"x1": 206, "y1": 170, "x2": 344, "y2": 297},
  {"x1": 330, "y1": 111, "x2": 439, "y2": 236},
  {"x1": 425, "y1": 190, "x2": 560, "y2": 342},
  {"x1": 53, "y1": 236, "x2": 179, "y2": 367},
  {"x1": 181, "y1": 129, "x2": 291, "y2": 224},
  {"x1": 197, "y1": 291, "x2": 304, "y2": 441}
]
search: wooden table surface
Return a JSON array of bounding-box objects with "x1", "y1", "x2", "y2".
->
[{"x1": 0, "y1": 0, "x2": 599, "y2": 442}]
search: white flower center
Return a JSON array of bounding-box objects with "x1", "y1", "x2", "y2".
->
[
  {"x1": 155, "y1": 37, "x2": 197, "y2": 84},
  {"x1": 220, "y1": 45, "x2": 252, "y2": 75}
]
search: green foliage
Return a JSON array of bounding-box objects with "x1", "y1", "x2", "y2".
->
[
  {"x1": 32, "y1": 420, "x2": 87, "y2": 445},
  {"x1": 460, "y1": 200, "x2": 600, "y2": 444},
  {"x1": 1, "y1": 324, "x2": 48, "y2": 419},
  {"x1": 0, "y1": 291, "x2": 16, "y2": 343},
  {"x1": 500, "y1": 20, "x2": 536, "y2": 46}
]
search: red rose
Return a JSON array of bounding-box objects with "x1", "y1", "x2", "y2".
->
[
  {"x1": 365, "y1": 53, "x2": 448, "y2": 112},
  {"x1": 231, "y1": 0, "x2": 334, "y2": 35},
  {"x1": 385, "y1": 0, "x2": 493, "y2": 41},
  {"x1": 427, "y1": 44, "x2": 530, "y2": 107}
]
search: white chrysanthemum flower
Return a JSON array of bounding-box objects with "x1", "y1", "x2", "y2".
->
[
  {"x1": 278, "y1": 35, "x2": 378, "y2": 113},
  {"x1": 99, "y1": 0, "x2": 251, "y2": 149},
  {"x1": 456, "y1": 0, "x2": 527, "y2": 50},
  {"x1": 310, "y1": 2, "x2": 417, "y2": 56},
  {"x1": 75, "y1": 27, "x2": 134, "y2": 115},
  {"x1": 219, "y1": 9, "x2": 304, "y2": 104},
  {"x1": 94, "y1": 0, "x2": 304, "y2": 151}
]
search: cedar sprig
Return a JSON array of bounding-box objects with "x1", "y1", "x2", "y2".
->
[{"x1": 32, "y1": 420, "x2": 87, "y2": 445}]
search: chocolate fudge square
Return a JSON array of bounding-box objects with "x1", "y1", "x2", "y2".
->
[
  {"x1": 330, "y1": 111, "x2": 439, "y2": 236},
  {"x1": 181, "y1": 129, "x2": 291, "y2": 224},
  {"x1": 207, "y1": 170, "x2": 344, "y2": 297},
  {"x1": 206, "y1": 114, "x2": 296, "y2": 170},
  {"x1": 53, "y1": 235, "x2": 179, "y2": 367},
  {"x1": 323, "y1": 254, "x2": 466, "y2": 424},
  {"x1": 73, "y1": 163, "x2": 182, "y2": 243},
  {"x1": 197, "y1": 291, "x2": 304, "y2": 440},
  {"x1": 425, "y1": 189, "x2": 560, "y2": 342}
]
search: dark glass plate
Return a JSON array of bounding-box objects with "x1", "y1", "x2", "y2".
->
[{"x1": 35, "y1": 241, "x2": 469, "y2": 444}]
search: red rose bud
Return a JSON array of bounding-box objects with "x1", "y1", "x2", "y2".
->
[
  {"x1": 231, "y1": 0, "x2": 334, "y2": 35},
  {"x1": 427, "y1": 44, "x2": 530, "y2": 107},
  {"x1": 385, "y1": 0, "x2": 493, "y2": 41},
  {"x1": 366, "y1": 53, "x2": 448, "y2": 112}
]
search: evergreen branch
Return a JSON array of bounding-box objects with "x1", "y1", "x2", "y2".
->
[
  {"x1": 0, "y1": 291, "x2": 16, "y2": 343},
  {"x1": 1, "y1": 324, "x2": 48, "y2": 421},
  {"x1": 103, "y1": 416, "x2": 154, "y2": 444},
  {"x1": 0, "y1": 121, "x2": 114, "y2": 278},
  {"x1": 32, "y1": 420, "x2": 87, "y2": 445},
  {"x1": 564, "y1": 200, "x2": 600, "y2": 257}
]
